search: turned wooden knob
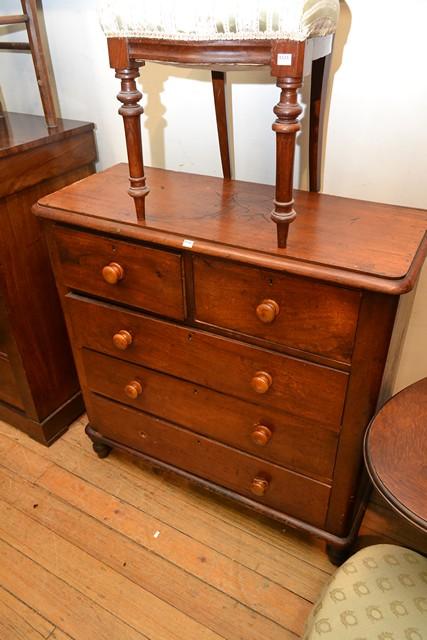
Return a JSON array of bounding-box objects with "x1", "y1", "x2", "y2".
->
[
  {"x1": 251, "y1": 371, "x2": 272, "y2": 394},
  {"x1": 251, "y1": 425, "x2": 272, "y2": 447},
  {"x1": 102, "y1": 262, "x2": 124, "y2": 284},
  {"x1": 112, "y1": 330, "x2": 132, "y2": 351},
  {"x1": 124, "y1": 380, "x2": 142, "y2": 399},
  {"x1": 250, "y1": 475, "x2": 270, "y2": 497},
  {"x1": 256, "y1": 299, "x2": 279, "y2": 324}
]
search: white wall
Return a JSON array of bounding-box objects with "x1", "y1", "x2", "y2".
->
[{"x1": 1, "y1": 0, "x2": 426, "y2": 391}]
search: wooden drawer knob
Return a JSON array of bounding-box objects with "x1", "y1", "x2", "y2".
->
[
  {"x1": 251, "y1": 425, "x2": 272, "y2": 447},
  {"x1": 102, "y1": 262, "x2": 124, "y2": 284},
  {"x1": 124, "y1": 380, "x2": 142, "y2": 399},
  {"x1": 250, "y1": 475, "x2": 270, "y2": 497},
  {"x1": 251, "y1": 371, "x2": 272, "y2": 394},
  {"x1": 113, "y1": 330, "x2": 133, "y2": 351},
  {"x1": 256, "y1": 299, "x2": 279, "y2": 324}
]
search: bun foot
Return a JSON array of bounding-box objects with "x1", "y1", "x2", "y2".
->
[
  {"x1": 85, "y1": 424, "x2": 112, "y2": 458},
  {"x1": 92, "y1": 442, "x2": 112, "y2": 459}
]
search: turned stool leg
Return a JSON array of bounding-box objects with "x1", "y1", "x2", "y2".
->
[
  {"x1": 107, "y1": 40, "x2": 148, "y2": 219},
  {"x1": 271, "y1": 76, "x2": 303, "y2": 248},
  {"x1": 270, "y1": 42, "x2": 305, "y2": 248},
  {"x1": 115, "y1": 63, "x2": 149, "y2": 220}
]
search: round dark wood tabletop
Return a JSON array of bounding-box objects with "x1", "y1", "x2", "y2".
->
[{"x1": 364, "y1": 377, "x2": 427, "y2": 532}]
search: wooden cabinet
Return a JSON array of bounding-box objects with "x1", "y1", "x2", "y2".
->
[
  {"x1": 0, "y1": 112, "x2": 96, "y2": 444},
  {"x1": 34, "y1": 163, "x2": 427, "y2": 560}
]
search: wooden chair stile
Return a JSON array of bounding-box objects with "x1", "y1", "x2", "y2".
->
[{"x1": 0, "y1": 0, "x2": 58, "y2": 128}]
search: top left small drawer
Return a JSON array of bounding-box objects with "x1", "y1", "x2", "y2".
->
[{"x1": 52, "y1": 226, "x2": 185, "y2": 320}]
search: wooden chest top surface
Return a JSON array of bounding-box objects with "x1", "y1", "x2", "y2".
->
[
  {"x1": 35, "y1": 163, "x2": 427, "y2": 294},
  {"x1": 0, "y1": 112, "x2": 94, "y2": 159}
]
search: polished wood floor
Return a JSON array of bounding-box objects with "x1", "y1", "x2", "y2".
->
[{"x1": 0, "y1": 415, "x2": 425, "y2": 640}]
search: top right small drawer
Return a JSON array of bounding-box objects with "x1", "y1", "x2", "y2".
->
[{"x1": 192, "y1": 256, "x2": 360, "y2": 363}]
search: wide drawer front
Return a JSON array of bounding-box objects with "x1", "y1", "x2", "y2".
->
[
  {"x1": 68, "y1": 295, "x2": 348, "y2": 426},
  {"x1": 193, "y1": 256, "x2": 360, "y2": 363},
  {"x1": 90, "y1": 394, "x2": 331, "y2": 528},
  {"x1": 83, "y1": 349, "x2": 338, "y2": 481},
  {"x1": 53, "y1": 226, "x2": 185, "y2": 320},
  {"x1": 0, "y1": 356, "x2": 24, "y2": 409}
]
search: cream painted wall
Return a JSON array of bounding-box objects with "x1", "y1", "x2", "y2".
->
[{"x1": 1, "y1": 0, "x2": 426, "y2": 392}]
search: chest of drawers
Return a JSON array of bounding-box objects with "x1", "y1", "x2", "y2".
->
[{"x1": 34, "y1": 164, "x2": 427, "y2": 561}]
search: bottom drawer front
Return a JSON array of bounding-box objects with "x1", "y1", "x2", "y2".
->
[
  {"x1": 90, "y1": 394, "x2": 330, "y2": 528},
  {"x1": 0, "y1": 356, "x2": 24, "y2": 409},
  {"x1": 83, "y1": 348, "x2": 338, "y2": 481}
]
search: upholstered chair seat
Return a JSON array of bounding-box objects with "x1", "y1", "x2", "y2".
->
[
  {"x1": 99, "y1": 0, "x2": 339, "y2": 42},
  {"x1": 304, "y1": 544, "x2": 427, "y2": 639}
]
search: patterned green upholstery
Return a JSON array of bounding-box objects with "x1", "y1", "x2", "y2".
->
[{"x1": 304, "y1": 545, "x2": 427, "y2": 640}]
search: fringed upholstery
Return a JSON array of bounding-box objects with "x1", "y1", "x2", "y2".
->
[{"x1": 99, "y1": 0, "x2": 339, "y2": 41}]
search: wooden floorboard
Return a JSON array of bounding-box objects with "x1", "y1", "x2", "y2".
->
[
  {"x1": 0, "y1": 592, "x2": 48, "y2": 640},
  {"x1": 0, "y1": 417, "x2": 425, "y2": 640},
  {"x1": 0, "y1": 586, "x2": 55, "y2": 638}
]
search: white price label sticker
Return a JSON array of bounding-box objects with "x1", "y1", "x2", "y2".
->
[
  {"x1": 182, "y1": 239, "x2": 194, "y2": 248},
  {"x1": 277, "y1": 53, "x2": 292, "y2": 66}
]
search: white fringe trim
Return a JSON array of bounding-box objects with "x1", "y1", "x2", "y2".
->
[{"x1": 98, "y1": 0, "x2": 339, "y2": 41}]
